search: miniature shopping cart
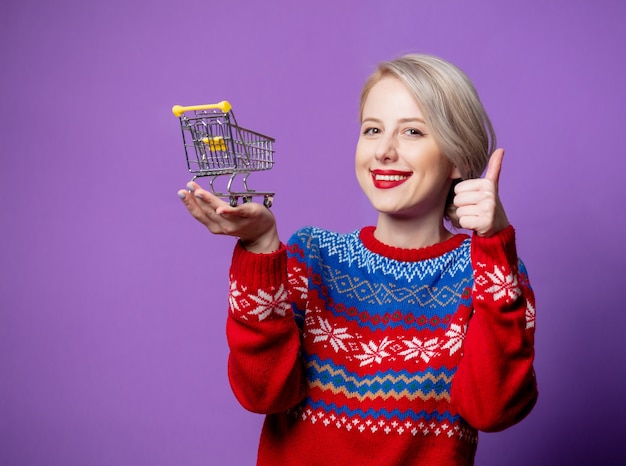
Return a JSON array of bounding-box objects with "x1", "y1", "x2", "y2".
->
[{"x1": 172, "y1": 101, "x2": 275, "y2": 207}]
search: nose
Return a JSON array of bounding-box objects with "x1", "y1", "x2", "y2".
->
[{"x1": 374, "y1": 133, "x2": 398, "y2": 162}]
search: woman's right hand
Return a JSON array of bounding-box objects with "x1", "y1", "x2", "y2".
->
[{"x1": 177, "y1": 181, "x2": 280, "y2": 253}]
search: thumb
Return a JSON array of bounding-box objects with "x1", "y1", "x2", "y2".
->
[
  {"x1": 215, "y1": 200, "x2": 261, "y2": 217},
  {"x1": 485, "y1": 148, "x2": 505, "y2": 187}
]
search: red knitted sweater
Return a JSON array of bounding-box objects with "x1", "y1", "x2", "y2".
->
[{"x1": 225, "y1": 225, "x2": 537, "y2": 465}]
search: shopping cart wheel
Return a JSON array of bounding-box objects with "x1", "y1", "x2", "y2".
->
[
  {"x1": 263, "y1": 196, "x2": 273, "y2": 208},
  {"x1": 229, "y1": 196, "x2": 238, "y2": 207},
  {"x1": 242, "y1": 196, "x2": 252, "y2": 204}
]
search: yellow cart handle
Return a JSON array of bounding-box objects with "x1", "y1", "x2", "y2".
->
[
  {"x1": 202, "y1": 136, "x2": 227, "y2": 151},
  {"x1": 171, "y1": 100, "x2": 232, "y2": 117}
]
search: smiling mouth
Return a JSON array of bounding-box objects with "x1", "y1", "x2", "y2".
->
[
  {"x1": 374, "y1": 174, "x2": 409, "y2": 181},
  {"x1": 371, "y1": 171, "x2": 411, "y2": 188}
]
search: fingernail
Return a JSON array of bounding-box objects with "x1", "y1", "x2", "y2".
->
[
  {"x1": 177, "y1": 190, "x2": 186, "y2": 199},
  {"x1": 186, "y1": 183, "x2": 195, "y2": 192}
]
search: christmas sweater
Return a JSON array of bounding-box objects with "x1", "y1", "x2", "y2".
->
[{"x1": 226, "y1": 225, "x2": 537, "y2": 466}]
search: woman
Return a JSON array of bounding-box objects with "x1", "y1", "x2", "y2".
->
[{"x1": 178, "y1": 53, "x2": 537, "y2": 465}]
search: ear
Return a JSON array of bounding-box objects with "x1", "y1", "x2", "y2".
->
[{"x1": 449, "y1": 164, "x2": 462, "y2": 179}]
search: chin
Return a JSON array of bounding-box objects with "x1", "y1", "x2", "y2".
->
[{"x1": 369, "y1": 202, "x2": 412, "y2": 217}]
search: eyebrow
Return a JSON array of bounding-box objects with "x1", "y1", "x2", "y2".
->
[{"x1": 361, "y1": 117, "x2": 427, "y2": 125}]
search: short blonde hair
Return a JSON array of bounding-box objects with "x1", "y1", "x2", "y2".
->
[{"x1": 359, "y1": 54, "x2": 496, "y2": 224}]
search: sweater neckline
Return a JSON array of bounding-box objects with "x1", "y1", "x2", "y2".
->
[{"x1": 359, "y1": 226, "x2": 469, "y2": 262}]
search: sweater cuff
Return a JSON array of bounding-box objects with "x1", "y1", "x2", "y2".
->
[
  {"x1": 470, "y1": 225, "x2": 518, "y2": 270},
  {"x1": 230, "y1": 240, "x2": 288, "y2": 289}
]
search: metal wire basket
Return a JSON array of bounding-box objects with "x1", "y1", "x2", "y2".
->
[{"x1": 172, "y1": 101, "x2": 275, "y2": 207}]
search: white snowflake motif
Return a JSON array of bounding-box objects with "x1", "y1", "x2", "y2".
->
[
  {"x1": 483, "y1": 265, "x2": 520, "y2": 302},
  {"x1": 525, "y1": 301, "x2": 536, "y2": 329},
  {"x1": 288, "y1": 268, "x2": 308, "y2": 300},
  {"x1": 308, "y1": 317, "x2": 352, "y2": 352},
  {"x1": 442, "y1": 322, "x2": 467, "y2": 356},
  {"x1": 354, "y1": 336, "x2": 393, "y2": 366},
  {"x1": 228, "y1": 280, "x2": 242, "y2": 313},
  {"x1": 248, "y1": 284, "x2": 290, "y2": 321},
  {"x1": 399, "y1": 337, "x2": 440, "y2": 363}
]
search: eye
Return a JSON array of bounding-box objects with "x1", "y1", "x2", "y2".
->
[
  {"x1": 405, "y1": 128, "x2": 424, "y2": 137},
  {"x1": 362, "y1": 127, "x2": 380, "y2": 136}
]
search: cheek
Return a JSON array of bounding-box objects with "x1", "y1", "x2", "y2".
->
[
  {"x1": 355, "y1": 162, "x2": 369, "y2": 186},
  {"x1": 354, "y1": 142, "x2": 368, "y2": 168},
  {"x1": 354, "y1": 153, "x2": 371, "y2": 190}
]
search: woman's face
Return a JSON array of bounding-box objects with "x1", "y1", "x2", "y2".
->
[{"x1": 355, "y1": 76, "x2": 460, "y2": 221}]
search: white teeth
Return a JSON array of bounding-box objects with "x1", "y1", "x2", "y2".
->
[{"x1": 374, "y1": 174, "x2": 409, "y2": 181}]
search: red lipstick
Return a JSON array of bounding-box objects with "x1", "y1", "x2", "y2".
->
[{"x1": 370, "y1": 170, "x2": 411, "y2": 189}]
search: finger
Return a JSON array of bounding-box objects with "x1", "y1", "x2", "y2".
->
[
  {"x1": 484, "y1": 148, "x2": 505, "y2": 187},
  {"x1": 215, "y1": 204, "x2": 239, "y2": 216},
  {"x1": 192, "y1": 188, "x2": 229, "y2": 210},
  {"x1": 454, "y1": 178, "x2": 489, "y2": 194},
  {"x1": 185, "y1": 181, "x2": 202, "y2": 192},
  {"x1": 456, "y1": 213, "x2": 478, "y2": 231},
  {"x1": 178, "y1": 189, "x2": 211, "y2": 221},
  {"x1": 179, "y1": 185, "x2": 225, "y2": 219},
  {"x1": 453, "y1": 190, "x2": 487, "y2": 208},
  {"x1": 455, "y1": 203, "x2": 494, "y2": 220},
  {"x1": 215, "y1": 200, "x2": 265, "y2": 217}
]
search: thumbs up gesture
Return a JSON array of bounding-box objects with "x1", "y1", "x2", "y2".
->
[{"x1": 453, "y1": 149, "x2": 510, "y2": 237}]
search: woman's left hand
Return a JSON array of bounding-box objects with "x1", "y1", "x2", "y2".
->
[{"x1": 453, "y1": 148, "x2": 510, "y2": 237}]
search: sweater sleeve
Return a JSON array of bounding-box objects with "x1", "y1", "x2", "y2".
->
[
  {"x1": 225, "y1": 241, "x2": 307, "y2": 414},
  {"x1": 450, "y1": 225, "x2": 538, "y2": 432}
]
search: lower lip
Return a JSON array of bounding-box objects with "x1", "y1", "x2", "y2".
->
[{"x1": 371, "y1": 174, "x2": 410, "y2": 189}]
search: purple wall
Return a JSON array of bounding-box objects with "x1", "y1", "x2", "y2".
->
[{"x1": 2, "y1": 0, "x2": 625, "y2": 464}]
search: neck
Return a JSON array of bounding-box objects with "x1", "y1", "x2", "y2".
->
[{"x1": 374, "y1": 212, "x2": 453, "y2": 250}]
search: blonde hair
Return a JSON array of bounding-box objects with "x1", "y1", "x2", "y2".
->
[{"x1": 359, "y1": 54, "x2": 496, "y2": 225}]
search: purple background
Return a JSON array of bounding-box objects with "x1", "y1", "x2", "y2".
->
[{"x1": 2, "y1": 1, "x2": 625, "y2": 464}]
